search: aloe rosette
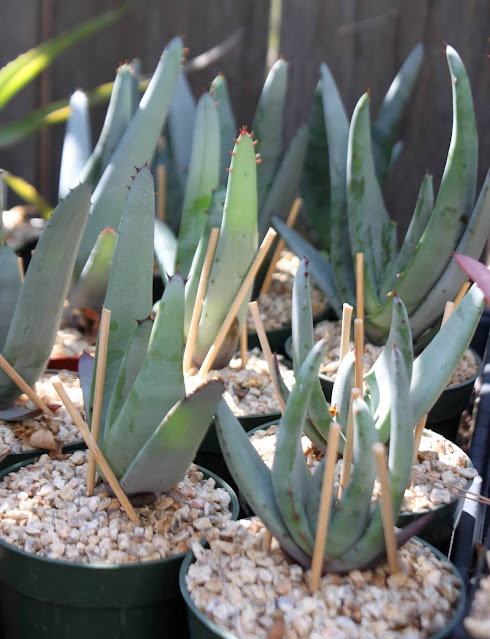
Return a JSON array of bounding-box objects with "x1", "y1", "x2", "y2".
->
[
  {"x1": 274, "y1": 45, "x2": 490, "y2": 344},
  {"x1": 214, "y1": 259, "x2": 484, "y2": 571},
  {"x1": 79, "y1": 165, "x2": 223, "y2": 496}
]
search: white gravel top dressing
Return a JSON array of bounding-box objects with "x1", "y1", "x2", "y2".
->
[
  {"x1": 186, "y1": 348, "x2": 294, "y2": 417},
  {"x1": 464, "y1": 551, "x2": 490, "y2": 638},
  {"x1": 0, "y1": 452, "x2": 233, "y2": 564},
  {"x1": 186, "y1": 518, "x2": 462, "y2": 639},
  {"x1": 313, "y1": 320, "x2": 479, "y2": 385},
  {"x1": 0, "y1": 370, "x2": 84, "y2": 453}
]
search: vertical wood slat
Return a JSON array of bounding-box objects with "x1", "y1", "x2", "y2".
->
[
  {"x1": 280, "y1": 0, "x2": 490, "y2": 235},
  {"x1": 0, "y1": 0, "x2": 271, "y2": 205}
]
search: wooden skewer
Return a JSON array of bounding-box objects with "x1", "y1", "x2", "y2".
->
[
  {"x1": 356, "y1": 252, "x2": 364, "y2": 323},
  {"x1": 197, "y1": 228, "x2": 277, "y2": 378},
  {"x1": 441, "y1": 300, "x2": 455, "y2": 326},
  {"x1": 52, "y1": 379, "x2": 140, "y2": 524},
  {"x1": 454, "y1": 281, "x2": 470, "y2": 308},
  {"x1": 373, "y1": 442, "x2": 399, "y2": 575},
  {"x1": 340, "y1": 303, "x2": 354, "y2": 363},
  {"x1": 259, "y1": 198, "x2": 302, "y2": 297},
  {"x1": 17, "y1": 256, "x2": 24, "y2": 280},
  {"x1": 338, "y1": 388, "x2": 361, "y2": 500},
  {"x1": 412, "y1": 414, "x2": 429, "y2": 464},
  {"x1": 310, "y1": 423, "x2": 341, "y2": 592},
  {"x1": 239, "y1": 319, "x2": 248, "y2": 369},
  {"x1": 157, "y1": 165, "x2": 167, "y2": 222},
  {"x1": 0, "y1": 354, "x2": 54, "y2": 416},
  {"x1": 183, "y1": 228, "x2": 220, "y2": 373},
  {"x1": 262, "y1": 528, "x2": 273, "y2": 551},
  {"x1": 249, "y1": 301, "x2": 285, "y2": 413},
  {"x1": 354, "y1": 318, "x2": 364, "y2": 391},
  {"x1": 86, "y1": 307, "x2": 111, "y2": 496}
]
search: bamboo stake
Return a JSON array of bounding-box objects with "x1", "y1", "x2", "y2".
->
[
  {"x1": 412, "y1": 414, "x2": 429, "y2": 464},
  {"x1": 373, "y1": 442, "x2": 399, "y2": 575},
  {"x1": 86, "y1": 307, "x2": 111, "y2": 496},
  {"x1": 52, "y1": 379, "x2": 140, "y2": 524},
  {"x1": 259, "y1": 198, "x2": 302, "y2": 297},
  {"x1": 183, "y1": 228, "x2": 220, "y2": 373},
  {"x1": 354, "y1": 318, "x2": 364, "y2": 391},
  {"x1": 239, "y1": 319, "x2": 248, "y2": 369},
  {"x1": 356, "y1": 252, "x2": 364, "y2": 323},
  {"x1": 441, "y1": 301, "x2": 455, "y2": 326},
  {"x1": 262, "y1": 528, "x2": 273, "y2": 552},
  {"x1": 249, "y1": 300, "x2": 285, "y2": 413},
  {"x1": 0, "y1": 355, "x2": 54, "y2": 416},
  {"x1": 197, "y1": 228, "x2": 277, "y2": 378},
  {"x1": 454, "y1": 281, "x2": 470, "y2": 308},
  {"x1": 310, "y1": 423, "x2": 341, "y2": 592},
  {"x1": 338, "y1": 388, "x2": 361, "y2": 500},
  {"x1": 17, "y1": 256, "x2": 24, "y2": 280},
  {"x1": 157, "y1": 165, "x2": 166, "y2": 222},
  {"x1": 340, "y1": 303, "x2": 354, "y2": 363}
]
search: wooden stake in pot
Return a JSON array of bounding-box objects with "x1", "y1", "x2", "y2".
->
[
  {"x1": 453, "y1": 281, "x2": 470, "y2": 308},
  {"x1": 156, "y1": 165, "x2": 166, "y2": 222},
  {"x1": 197, "y1": 228, "x2": 277, "y2": 378},
  {"x1": 17, "y1": 256, "x2": 24, "y2": 280},
  {"x1": 310, "y1": 423, "x2": 341, "y2": 592},
  {"x1": 239, "y1": 319, "x2": 248, "y2": 369},
  {"x1": 338, "y1": 388, "x2": 361, "y2": 500},
  {"x1": 373, "y1": 442, "x2": 399, "y2": 575},
  {"x1": 340, "y1": 303, "x2": 354, "y2": 363},
  {"x1": 183, "y1": 228, "x2": 220, "y2": 373},
  {"x1": 259, "y1": 198, "x2": 302, "y2": 297},
  {"x1": 356, "y1": 252, "x2": 364, "y2": 323},
  {"x1": 52, "y1": 379, "x2": 140, "y2": 524},
  {"x1": 0, "y1": 355, "x2": 54, "y2": 417},
  {"x1": 86, "y1": 307, "x2": 111, "y2": 496},
  {"x1": 354, "y1": 318, "x2": 364, "y2": 391}
]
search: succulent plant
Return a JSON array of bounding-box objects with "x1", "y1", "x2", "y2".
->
[
  {"x1": 214, "y1": 260, "x2": 484, "y2": 572},
  {"x1": 454, "y1": 253, "x2": 490, "y2": 305},
  {"x1": 79, "y1": 165, "x2": 224, "y2": 496},
  {"x1": 0, "y1": 175, "x2": 91, "y2": 415},
  {"x1": 274, "y1": 45, "x2": 490, "y2": 345}
]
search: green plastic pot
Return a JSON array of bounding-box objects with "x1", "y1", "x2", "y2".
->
[
  {"x1": 0, "y1": 458, "x2": 239, "y2": 639},
  {"x1": 179, "y1": 536, "x2": 466, "y2": 639}
]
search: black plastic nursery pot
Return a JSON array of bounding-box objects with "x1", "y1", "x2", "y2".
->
[
  {"x1": 178, "y1": 537, "x2": 466, "y2": 639},
  {"x1": 0, "y1": 458, "x2": 239, "y2": 639},
  {"x1": 0, "y1": 440, "x2": 85, "y2": 473}
]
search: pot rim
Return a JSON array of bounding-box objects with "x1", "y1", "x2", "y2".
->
[
  {"x1": 0, "y1": 458, "x2": 239, "y2": 572},
  {"x1": 178, "y1": 530, "x2": 467, "y2": 639}
]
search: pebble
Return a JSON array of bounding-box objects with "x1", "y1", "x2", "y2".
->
[
  {"x1": 186, "y1": 519, "x2": 462, "y2": 639},
  {"x1": 0, "y1": 370, "x2": 84, "y2": 454},
  {"x1": 0, "y1": 452, "x2": 233, "y2": 564},
  {"x1": 464, "y1": 551, "x2": 490, "y2": 638}
]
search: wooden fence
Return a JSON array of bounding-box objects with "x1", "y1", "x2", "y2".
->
[{"x1": 0, "y1": 0, "x2": 488, "y2": 234}]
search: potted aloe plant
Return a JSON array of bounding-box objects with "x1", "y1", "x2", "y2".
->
[
  {"x1": 0, "y1": 164, "x2": 239, "y2": 639},
  {"x1": 179, "y1": 289, "x2": 475, "y2": 636},
  {"x1": 276, "y1": 44, "x2": 489, "y2": 438}
]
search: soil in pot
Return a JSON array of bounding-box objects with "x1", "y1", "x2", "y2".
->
[
  {"x1": 246, "y1": 250, "x2": 329, "y2": 355},
  {"x1": 0, "y1": 369, "x2": 86, "y2": 470},
  {"x1": 0, "y1": 451, "x2": 239, "y2": 639},
  {"x1": 187, "y1": 349, "x2": 294, "y2": 488},
  {"x1": 305, "y1": 318, "x2": 481, "y2": 441},
  {"x1": 181, "y1": 518, "x2": 465, "y2": 639},
  {"x1": 47, "y1": 324, "x2": 97, "y2": 371},
  {"x1": 463, "y1": 550, "x2": 490, "y2": 638},
  {"x1": 248, "y1": 424, "x2": 476, "y2": 553}
]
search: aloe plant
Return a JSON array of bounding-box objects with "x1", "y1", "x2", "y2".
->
[
  {"x1": 78, "y1": 165, "x2": 223, "y2": 495},
  {"x1": 275, "y1": 45, "x2": 490, "y2": 344},
  {"x1": 215, "y1": 263, "x2": 485, "y2": 571},
  {"x1": 454, "y1": 253, "x2": 490, "y2": 304},
  {"x1": 0, "y1": 175, "x2": 91, "y2": 414}
]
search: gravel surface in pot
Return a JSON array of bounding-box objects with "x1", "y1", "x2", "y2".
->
[
  {"x1": 246, "y1": 251, "x2": 326, "y2": 331},
  {"x1": 185, "y1": 518, "x2": 462, "y2": 639},
  {"x1": 50, "y1": 327, "x2": 96, "y2": 358},
  {"x1": 0, "y1": 370, "x2": 84, "y2": 453},
  {"x1": 0, "y1": 451, "x2": 234, "y2": 564},
  {"x1": 464, "y1": 551, "x2": 490, "y2": 638},
  {"x1": 186, "y1": 348, "x2": 294, "y2": 417}
]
